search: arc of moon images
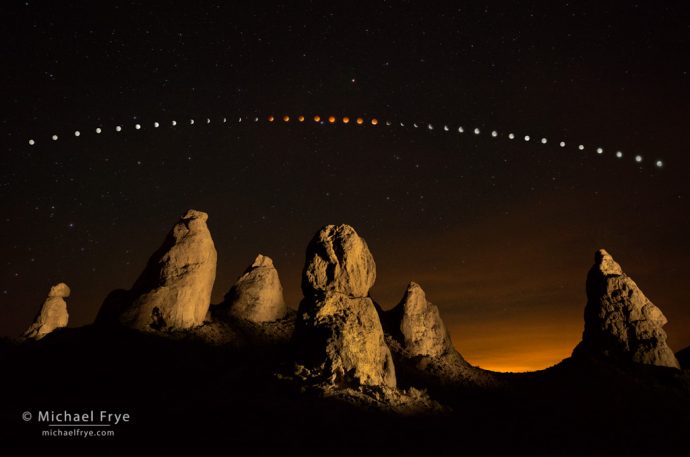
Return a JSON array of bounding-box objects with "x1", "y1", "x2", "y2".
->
[{"x1": 27, "y1": 113, "x2": 664, "y2": 169}]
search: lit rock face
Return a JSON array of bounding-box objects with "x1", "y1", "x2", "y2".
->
[
  {"x1": 379, "y1": 282, "x2": 495, "y2": 388},
  {"x1": 294, "y1": 224, "x2": 396, "y2": 388},
  {"x1": 224, "y1": 254, "x2": 287, "y2": 323},
  {"x1": 302, "y1": 224, "x2": 376, "y2": 298},
  {"x1": 23, "y1": 283, "x2": 70, "y2": 340},
  {"x1": 115, "y1": 209, "x2": 217, "y2": 331},
  {"x1": 390, "y1": 282, "x2": 453, "y2": 358},
  {"x1": 574, "y1": 249, "x2": 679, "y2": 368}
]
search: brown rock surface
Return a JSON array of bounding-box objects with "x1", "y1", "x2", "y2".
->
[
  {"x1": 301, "y1": 224, "x2": 376, "y2": 298},
  {"x1": 22, "y1": 283, "x2": 70, "y2": 340},
  {"x1": 107, "y1": 209, "x2": 217, "y2": 331},
  {"x1": 294, "y1": 224, "x2": 396, "y2": 388},
  {"x1": 573, "y1": 249, "x2": 679, "y2": 368},
  {"x1": 393, "y1": 282, "x2": 453, "y2": 357},
  {"x1": 381, "y1": 282, "x2": 495, "y2": 387},
  {"x1": 224, "y1": 254, "x2": 287, "y2": 323}
]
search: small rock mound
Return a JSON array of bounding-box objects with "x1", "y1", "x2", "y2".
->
[
  {"x1": 223, "y1": 254, "x2": 287, "y2": 323},
  {"x1": 293, "y1": 224, "x2": 396, "y2": 388},
  {"x1": 99, "y1": 209, "x2": 217, "y2": 332},
  {"x1": 573, "y1": 249, "x2": 679, "y2": 369},
  {"x1": 22, "y1": 283, "x2": 70, "y2": 340}
]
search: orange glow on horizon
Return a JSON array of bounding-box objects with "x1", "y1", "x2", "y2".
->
[{"x1": 442, "y1": 319, "x2": 582, "y2": 373}]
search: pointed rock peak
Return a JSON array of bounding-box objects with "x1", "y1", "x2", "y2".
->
[
  {"x1": 302, "y1": 224, "x2": 376, "y2": 298},
  {"x1": 226, "y1": 254, "x2": 287, "y2": 323},
  {"x1": 23, "y1": 282, "x2": 70, "y2": 340},
  {"x1": 576, "y1": 249, "x2": 679, "y2": 368},
  {"x1": 401, "y1": 282, "x2": 427, "y2": 311},
  {"x1": 104, "y1": 209, "x2": 217, "y2": 331},
  {"x1": 251, "y1": 254, "x2": 274, "y2": 268},
  {"x1": 395, "y1": 281, "x2": 452, "y2": 358},
  {"x1": 593, "y1": 249, "x2": 623, "y2": 277},
  {"x1": 48, "y1": 282, "x2": 71, "y2": 298}
]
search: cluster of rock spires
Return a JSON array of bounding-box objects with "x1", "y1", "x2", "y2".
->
[
  {"x1": 21, "y1": 210, "x2": 683, "y2": 400},
  {"x1": 94, "y1": 210, "x2": 289, "y2": 333}
]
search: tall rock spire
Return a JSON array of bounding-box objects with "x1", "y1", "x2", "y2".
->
[
  {"x1": 99, "y1": 209, "x2": 217, "y2": 332},
  {"x1": 573, "y1": 249, "x2": 679, "y2": 368},
  {"x1": 293, "y1": 224, "x2": 396, "y2": 388}
]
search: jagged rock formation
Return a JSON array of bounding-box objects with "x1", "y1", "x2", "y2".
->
[
  {"x1": 573, "y1": 249, "x2": 680, "y2": 368},
  {"x1": 293, "y1": 224, "x2": 396, "y2": 388},
  {"x1": 22, "y1": 283, "x2": 70, "y2": 340},
  {"x1": 381, "y1": 282, "x2": 494, "y2": 387},
  {"x1": 98, "y1": 209, "x2": 217, "y2": 332},
  {"x1": 223, "y1": 254, "x2": 287, "y2": 323}
]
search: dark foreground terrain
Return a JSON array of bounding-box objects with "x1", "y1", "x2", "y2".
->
[{"x1": 1, "y1": 326, "x2": 688, "y2": 455}]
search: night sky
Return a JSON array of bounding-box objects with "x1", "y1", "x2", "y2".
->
[{"x1": 2, "y1": 2, "x2": 689, "y2": 371}]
